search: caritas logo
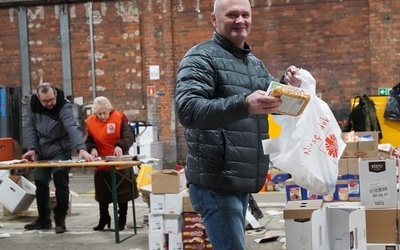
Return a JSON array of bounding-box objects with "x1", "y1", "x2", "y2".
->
[{"x1": 368, "y1": 161, "x2": 386, "y2": 173}]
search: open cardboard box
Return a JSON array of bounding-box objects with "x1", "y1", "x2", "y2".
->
[
  {"x1": 151, "y1": 169, "x2": 186, "y2": 194},
  {"x1": 341, "y1": 132, "x2": 379, "y2": 158},
  {"x1": 49, "y1": 187, "x2": 79, "y2": 215},
  {"x1": 284, "y1": 199, "x2": 323, "y2": 250},
  {"x1": 0, "y1": 175, "x2": 36, "y2": 213},
  {"x1": 311, "y1": 205, "x2": 366, "y2": 250}
]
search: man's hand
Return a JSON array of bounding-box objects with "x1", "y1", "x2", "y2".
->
[
  {"x1": 79, "y1": 149, "x2": 95, "y2": 162},
  {"x1": 22, "y1": 150, "x2": 36, "y2": 161},
  {"x1": 245, "y1": 90, "x2": 282, "y2": 114},
  {"x1": 283, "y1": 65, "x2": 302, "y2": 87}
]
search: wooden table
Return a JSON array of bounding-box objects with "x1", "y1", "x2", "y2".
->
[{"x1": 0, "y1": 160, "x2": 141, "y2": 244}]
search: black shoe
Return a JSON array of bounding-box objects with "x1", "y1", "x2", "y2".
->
[
  {"x1": 55, "y1": 220, "x2": 66, "y2": 234},
  {"x1": 55, "y1": 225, "x2": 66, "y2": 234},
  {"x1": 93, "y1": 216, "x2": 111, "y2": 231},
  {"x1": 118, "y1": 216, "x2": 126, "y2": 231},
  {"x1": 24, "y1": 218, "x2": 52, "y2": 230}
]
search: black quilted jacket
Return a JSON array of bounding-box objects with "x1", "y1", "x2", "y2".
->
[{"x1": 176, "y1": 32, "x2": 276, "y2": 193}]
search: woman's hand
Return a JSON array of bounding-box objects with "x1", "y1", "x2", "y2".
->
[{"x1": 114, "y1": 146, "x2": 123, "y2": 156}]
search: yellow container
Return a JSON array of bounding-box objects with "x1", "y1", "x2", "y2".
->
[
  {"x1": 268, "y1": 115, "x2": 282, "y2": 139},
  {"x1": 350, "y1": 96, "x2": 400, "y2": 147}
]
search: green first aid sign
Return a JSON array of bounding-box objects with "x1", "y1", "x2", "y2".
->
[{"x1": 378, "y1": 87, "x2": 391, "y2": 96}]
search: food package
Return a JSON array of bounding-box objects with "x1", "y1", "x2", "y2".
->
[{"x1": 266, "y1": 81, "x2": 312, "y2": 116}]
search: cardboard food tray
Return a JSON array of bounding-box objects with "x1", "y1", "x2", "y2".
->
[
  {"x1": 105, "y1": 155, "x2": 133, "y2": 161},
  {"x1": 267, "y1": 81, "x2": 312, "y2": 116}
]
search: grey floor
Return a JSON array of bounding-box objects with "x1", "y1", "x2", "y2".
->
[{"x1": 0, "y1": 169, "x2": 287, "y2": 250}]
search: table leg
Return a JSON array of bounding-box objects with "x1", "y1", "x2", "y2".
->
[
  {"x1": 111, "y1": 166, "x2": 137, "y2": 244},
  {"x1": 111, "y1": 166, "x2": 120, "y2": 243},
  {"x1": 130, "y1": 169, "x2": 137, "y2": 235}
]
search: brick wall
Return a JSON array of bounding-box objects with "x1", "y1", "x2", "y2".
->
[{"x1": 0, "y1": 0, "x2": 399, "y2": 167}]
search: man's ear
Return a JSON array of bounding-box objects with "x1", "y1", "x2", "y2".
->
[{"x1": 210, "y1": 13, "x2": 216, "y2": 27}]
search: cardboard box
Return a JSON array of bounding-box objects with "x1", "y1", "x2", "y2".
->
[
  {"x1": 347, "y1": 158, "x2": 361, "y2": 201},
  {"x1": 311, "y1": 205, "x2": 366, "y2": 250},
  {"x1": 148, "y1": 233, "x2": 167, "y2": 250},
  {"x1": 341, "y1": 132, "x2": 379, "y2": 158},
  {"x1": 322, "y1": 201, "x2": 361, "y2": 208},
  {"x1": 398, "y1": 206, "x2": 400, "y2": 244},
  {"x1": 0, "y1": 138, "x2": 21, "y2": 161},
  {"x1": 334, "y1": 179, "x2": 349, "y2": 201},
  {"x1": 168, "y1": 233, "x2": 183, "y2": 250},
  {"x1": 285, "y1": 179, "x2": 305, "y2": 201},
  {"x1": 183, "y1": 195, "x2": 195, "y2": 213},
  {"x1": 165, "y1": 190, "x2": 186, "y2": 214},
  {"x1": 183, "y1": 212, "x2": 202, "y2": 225},
  {"x1": 0, "y1": 169, "x2": 10, "y2": 183},
  {"x1": 150, "y1": 193, "x2": 165, "y2": 214},
  {"x1": 303, "y1": 189, "x2": 323, "y2": 200},
  {"x1": 0, "y1": 175, "x2": 36, "y2": 213},
  {"x1": 139, "y1": 141, "x2": 163, "y2": 159},
  {"x1": 365, "y1": 208, "x2": 397, "y2": 243},
  {"x1": 378, "y1": 143, "x2": 395, "y2": 159},
  {"x1": 138, "y1": 125, "x2": 159, "y2": 144},
  {"x1": 148, "y1": 213, "x2": 164, "y2": 233},
  {"x1": 284, "y1": 200, "x2": 323, "y2": 250},
  {"x1": 164, "y1": 214, "x2": 183, "y2": 234},
  {"x1": 151, "y1": 169, "x2": 186, "y2": 194},
  {"x1": 49, "y1": 188, "x2": 79, "y2": 215},
  {"x1": 338, "y1": 158, "x2": 348, "y2": 179},
  {"x1": 359, "y1": 159, "x2": 397, "y2": 208},
  {"x1": 367, "y1": 244, "x2": 398, "y2": 250}
]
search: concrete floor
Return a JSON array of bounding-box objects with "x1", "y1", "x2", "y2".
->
[{"x1": 0, "y1": 170, "x2": 287, "y2": 250}]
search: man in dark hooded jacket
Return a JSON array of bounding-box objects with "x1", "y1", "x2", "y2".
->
[{"x1": 23, "y1": 83, "x2": 94, "y2": 234}]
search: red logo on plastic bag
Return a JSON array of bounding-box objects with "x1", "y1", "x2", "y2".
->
[{"x1": 325, "y1": 134, "x2": 339, "y2": 158}]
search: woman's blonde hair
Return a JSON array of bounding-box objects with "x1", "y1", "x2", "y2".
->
[{"x1": 92, "y1": 96, "x2": 114, "y2": 114}]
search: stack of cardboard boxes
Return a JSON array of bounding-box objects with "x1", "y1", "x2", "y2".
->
[
  {"x1": 149, "y1": 169, "x2": 187, "y2": 250},
  {"x1": 149, "y1": 169, "x2": 212, "y2": 250},
  {"x1": 135, "y1": 124, "x2": 163, "y2": 170},
  {"x1": 283, "y1": 131, "x2": 400, "y2": 249}
]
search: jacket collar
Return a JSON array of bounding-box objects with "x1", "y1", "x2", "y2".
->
[{"x1": 212, "y1": 31, "x2": 251, "y2": 59}]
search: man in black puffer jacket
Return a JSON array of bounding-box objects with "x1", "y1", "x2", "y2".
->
[{"x1": 175, "y1": 0, "x2": 303, "y2": 249}]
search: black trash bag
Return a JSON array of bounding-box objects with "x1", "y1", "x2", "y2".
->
[{"x1": 384, "y1": 83, "x2": 400, "y2": 120}]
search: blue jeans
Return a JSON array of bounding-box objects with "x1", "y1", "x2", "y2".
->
[
  {"x1": 35, "y1": 152, "x2": 71, "y2": 221},
  {"x1": 188, "y1": 184, "x2": 249, "y2": 250}
]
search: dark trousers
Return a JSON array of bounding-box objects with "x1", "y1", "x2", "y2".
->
[{"x1": 35, "y1": 152, "x2": 71, "y2": 221}]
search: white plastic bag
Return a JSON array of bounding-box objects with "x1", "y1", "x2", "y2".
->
[{"x1": 262, "y1": 69, "x2": 346, "y2": 195}]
